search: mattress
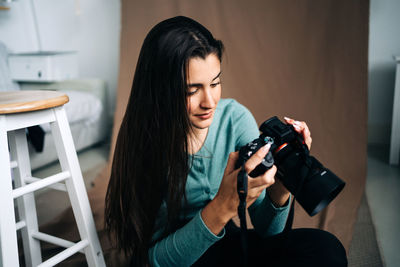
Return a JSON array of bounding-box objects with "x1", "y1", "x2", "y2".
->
[
  {"x1": 39, "y1": 90, "x2": 102, "y2": 133},
  {"x1": 28, "y1": 89, "x2": 108, "y2": 170}
]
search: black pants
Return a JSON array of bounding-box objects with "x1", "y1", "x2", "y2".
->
[{"x1": 192, "y1": 222, "x2": 347, "y2": 267}]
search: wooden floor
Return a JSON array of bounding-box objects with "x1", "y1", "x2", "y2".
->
[{"x1": 348, "y1": 193, "x2": 383, "y2": 266}]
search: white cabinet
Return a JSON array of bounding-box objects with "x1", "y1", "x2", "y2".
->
[
  {"x1": 8, "y1": 52, "x2": 78, "y2": 82},
  {"x1": 390, "y1": 56, "x2": 400, "y2": 165}
]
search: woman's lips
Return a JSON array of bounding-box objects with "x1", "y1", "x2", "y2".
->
[{"x1": 195, "y1": 111, "x2": 213, "y2": 120}]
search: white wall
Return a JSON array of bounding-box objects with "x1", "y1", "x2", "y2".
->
[
  {"x1": 0, "y1": 1, "x2": 39, "y2": 52},
  {"x1": 0, "y1": 0, "x2": 121, "y2": 119},
  {"x1": 369, "y1": 0, "x2": 400, "y2": 145}
]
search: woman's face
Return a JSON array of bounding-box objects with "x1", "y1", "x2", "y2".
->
[{"x1": 186, "y1": 53, "x2": 222, "y2": 131}]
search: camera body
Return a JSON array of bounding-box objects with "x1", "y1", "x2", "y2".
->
[
  {"x1": 235, "y1": 116, "x2": 345, "y2": 216},
  {"x1": 235, "y1": 136, "x2": 275, "y2": 177}
]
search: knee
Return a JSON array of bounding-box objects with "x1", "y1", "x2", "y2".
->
[
  {"x1": 290, "y1": 229, "x2": 348, "y2": 267},
  {"x1": 308, "y1": 229, "x2": 348, "y2": 267}
]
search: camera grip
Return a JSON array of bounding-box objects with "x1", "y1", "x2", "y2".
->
[{"x1": 235, "y1": 137, "x2": 274, "y2": 177}]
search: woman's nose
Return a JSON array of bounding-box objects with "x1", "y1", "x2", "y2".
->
[{"x1": 200, "y1": 88, "x2": 216, "y2": 109}]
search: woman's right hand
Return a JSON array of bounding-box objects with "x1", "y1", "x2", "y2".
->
[{"x1": 201, "y1": 144, "x2": 277, "y2": 235}]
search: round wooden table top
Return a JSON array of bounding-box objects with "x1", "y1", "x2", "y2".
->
[{"x1": 0, "y1": 90, "x2": 69, "y2": 115}]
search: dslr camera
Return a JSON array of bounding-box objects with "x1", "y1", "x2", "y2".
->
[{"x1": 235, "y1": 116, "x2": 345, "y2": 216}]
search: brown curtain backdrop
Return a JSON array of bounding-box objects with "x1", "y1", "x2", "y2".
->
[
  {"x1": 41, "y1": 1, "x2": 368, "y2": 264},
  {"x1": 110, "y1": 0, "x2": 368, "y2": 250}
]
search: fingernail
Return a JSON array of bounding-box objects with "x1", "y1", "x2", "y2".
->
[
  {"x1": 261, "y1": 143, "x2": 271, "y2": 153},
  {"x1": 284, "y1": 116, "x2": 292, "y2": 121},
  {"x1": 293, "y1": 124, "x2": 301, "y2": 130}
]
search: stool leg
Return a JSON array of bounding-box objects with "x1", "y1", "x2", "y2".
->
[
  {"x1": 9, "y1": 129, "x2": 42, "y2": 266},
  {"x1": 0, "y1": 116, "x2": 20, "y2": 267},
  {"x1": 50, "y1": 106, "x2": 105, "y2": 267}
]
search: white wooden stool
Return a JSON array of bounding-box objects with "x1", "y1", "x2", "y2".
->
[{"x1": 0, "y1": 91, "x2": 105, "y2": 267}]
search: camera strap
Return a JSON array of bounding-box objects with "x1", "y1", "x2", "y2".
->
[
  {"x1": 237, "y1": 166, "x2": 248, "y2": 267},
  {"x1": 283, "y1": 196, "x2": 296, "y2": 233}
]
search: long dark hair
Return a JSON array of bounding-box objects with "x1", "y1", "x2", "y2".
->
[{"x1": 105, "y1": 16, "x2": 224, "y2": 266}]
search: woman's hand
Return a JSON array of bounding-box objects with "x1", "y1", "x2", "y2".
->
[
  {"x1": 284, "y1": 117, "x2": 312, "y2": 150},
  {"x1": 201, "y1": 145, "x2": 276, "y2": 235},
  {"x1": 218, "y1": 145, "x2": 277, "y2": 215},
  {"x1": 265, "y1": 117, "x2": 313, "y2": 208}
]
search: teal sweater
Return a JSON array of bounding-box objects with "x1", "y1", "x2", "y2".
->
[{"x1": 149, "y1": 99, "x2": 290, "y2": 266}]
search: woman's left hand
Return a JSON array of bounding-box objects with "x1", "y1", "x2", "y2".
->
[
  {"x1": 284, "y1": 117, "x2": 312, "y2": 150},
  {"x1": 266, "y1": 116, "x2": 313, "y2": 207}
]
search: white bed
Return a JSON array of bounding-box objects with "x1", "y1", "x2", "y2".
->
[
  {"x1": 20, "y1": 79, "x2": 110, "y2": 170},
  {"x1": 0, "y1": 42, "x2": 109, "y2": 170}
]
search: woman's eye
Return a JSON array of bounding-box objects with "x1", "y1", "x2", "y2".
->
[
  {"x1": 188, "y1": 89, "x2": 198, "y2": 96},
  {"x1": 211, "y1": 81, "x2": 221, "y2": 88}
]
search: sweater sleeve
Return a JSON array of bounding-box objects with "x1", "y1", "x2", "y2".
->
[
  {"x1": 149, "y1": 211, "x2": 225, "y2": 267},
  {"x1": 248, "y1": 191, "x2": 291, "y2": 237}
]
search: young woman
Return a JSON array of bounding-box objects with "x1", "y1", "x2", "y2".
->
[{"x1": 105, "y1": 16, "x2": 347, "y2": 266}]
